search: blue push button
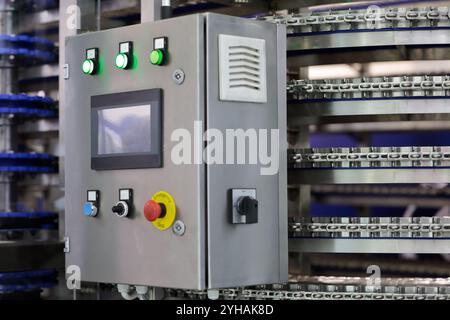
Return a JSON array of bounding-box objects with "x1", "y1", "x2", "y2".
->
[{"x1": 84, "y1": 202, "x2": 98, "y2": 217}]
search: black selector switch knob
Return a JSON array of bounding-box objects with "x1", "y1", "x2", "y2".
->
[
  {"x1": 112, "y1": 203, "x2": 124, "y2": 215},
  {"x1": 112, "y1": 201, "x2": 129, "y2": 218},
  {"x1": 237, "y1": 196, "x2": 258, "y2": 224}
]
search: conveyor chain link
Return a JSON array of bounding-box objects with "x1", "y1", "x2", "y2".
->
[
  {"x1": 168, "y1": 276, "x2": 450, "y2": 300},
  {"x1": 289, "y1": 146, "x2": 450, "y2": 169},
  {"x1": 258, "y1": 7, "x2": 450, "y2": 34},
  {"x1": 287, "y1": 76, "x2": 450, "y2": 100},
  {"x1": 289, "y1": 217, "x2": 450, "y2": 239}
]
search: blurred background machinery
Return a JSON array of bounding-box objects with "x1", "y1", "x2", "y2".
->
[
  {"x1": 0, "y1": 0, "x2": 61, "y2": 300},
  {"x1": 6, "y1": 0, "x2": 450, "y2": 299}
]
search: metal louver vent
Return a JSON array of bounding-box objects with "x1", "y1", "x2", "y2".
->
[{"x1": 219, "y1": 34, "x2": 267, "y2": 103}]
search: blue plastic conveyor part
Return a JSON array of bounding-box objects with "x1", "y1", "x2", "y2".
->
[
  {"x1": 0, "y1": 166, "x2": 56, "y2": 173},
  {"x1": 0, "y1": 282, "x2": 55, "y2": 293},
  {"x1": 0, "y1": 35, "x2": 54, "y2": 49},
  {"x1": 0, "y1": 152, "x2": 58, "y2": 173},
  {"x1": 0, "y1": 269, "x2": 56, "y2": 280},
  {"x1": 0, "y1": 94, "x2": 54, "y2": 104},
  {"x1": 0, "y1": 211, "x2": 57, "y2": 218},
  {"x1": 0, "y1": 94, "x2": 57, "y2": 118},
  {"x1": 0, "y1": 34, "x2": 56, "y2": 63},
  {"x1": 0, "y1": 152, "x2": 55, "y2": 160}
]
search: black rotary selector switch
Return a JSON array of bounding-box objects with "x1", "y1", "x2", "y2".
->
[
  {"x1": 112, "y1": 203, "x2": 125, "y2": 215},
  {"x1": 112, "y1": 200, "x2": 129, "y2": 218},
  {"x1": 237, "y1": 196, "x2": 258, "y2": 224}
]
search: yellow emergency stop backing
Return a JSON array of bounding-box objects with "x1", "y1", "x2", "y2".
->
[{"x1": 151, "y1": 191, "x2": 176, "y2": 231}]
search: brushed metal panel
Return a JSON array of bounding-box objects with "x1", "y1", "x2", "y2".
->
[
  {"x1": 65, "y1": 15, "x2": 206, "y2": 289},
  {"x1": 206, "y1": 14, "x2": 287, "y2": 288}
]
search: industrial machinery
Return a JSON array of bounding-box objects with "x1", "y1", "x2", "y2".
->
[
  {"x1": 0, "y1": 0, "x2": 61, "y2": 299},
  {"x1": 63, "y1": 13, "x2": 287, "y2": 290},
  {"x1": 3, "y1": 0, "x2": 450, "y2": 300}
]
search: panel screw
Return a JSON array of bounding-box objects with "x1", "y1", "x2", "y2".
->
[
  {"x1": 172, "y1": 69, "x2": 185, "y2": 85},
  {"x1": 172, "y1": 220, "x2": 186, "y2": 236}
]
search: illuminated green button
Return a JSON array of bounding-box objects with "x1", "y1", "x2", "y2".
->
[
  {"x1": 115, "y1": 53, "x2": 129, "y2": 69},
  {"x1": 82, "y1": 59, "x2": 95, "y2": 75},
  {"x1": 150, "y1": 49, "x2": 164, "y2": 65}
]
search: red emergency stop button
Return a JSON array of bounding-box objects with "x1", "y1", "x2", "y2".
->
[{"x1": 144, "y1": 200, "x2": 165, "y2": 222}]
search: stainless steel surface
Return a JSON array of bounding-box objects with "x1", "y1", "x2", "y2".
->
[
  {"x1": 206, "y1": 14, "x2": 287, "y2": 288},
  {"x1": 311, "y1": 119, "x2": 450, "y2": 133},
  {"x1": 289, "y1": 99, "x2": 450, "y2": 122},
  {"x1": 141, "y1": 0, "x2": 163, "y2": 22},
  {"x1": 19, "y1": 65, "x2": 59, "y2": 82},
  {"x1": 65, "y1": 13, "x2": 286, "y2": 290},
  {"x1": 66, "y1": 14, "x2": 206, "y2": 290},
  {"x1": 289, "y1": 238, "x2": 450, "y2": 254},
  {"x1": 289, "y1": 168, "x2": 450, "y2": 184},
  {"x1": 17, "y1": 8, "x2": 59, "y2": 34},
  {"x1": 287, "y1": 28, "x2": 450, "y2": 53},
  {"x1": 0, "y1": 0, "x2": 14, "y2": 213}
]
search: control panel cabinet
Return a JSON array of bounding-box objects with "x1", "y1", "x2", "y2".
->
[{"x1": 64, "y1": 13, "x2": 287, "y2": 290}]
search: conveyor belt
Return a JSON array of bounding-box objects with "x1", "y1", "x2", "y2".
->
[
  {"x1": 168, "y1": 276, "x2": 450, "y2": 300},
  {"x1": 287, "y1": 76, "x2": 450, "y2": 119},
  {"x1": 288, "y1": 76, "x2": 450, "y2": 101},
  {"x1": 0, "y1": 94, "x2": 56, "y2": 118},
  {"x1": 289, "y1": 216, "x2": 450, "y2": 239},
  {"x1": 260, "y1": 7, "x2": 450, "y2": 53},
  {"x1": 259, "y1": 7, "x2": 450, "y2": 34},
  {"x1": 0, "y1": 152, "x2": 57, "y2": 173},
  {"x1": 289, "y1": 146, "x2": 450, "y2": 169},
  {"x1": 0, "y1": 35, "x2": 56, "y2": 63}
]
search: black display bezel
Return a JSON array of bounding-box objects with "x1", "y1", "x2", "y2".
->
[{"x1": 91, "y1": 89, "x2": 162, "y2": 170}]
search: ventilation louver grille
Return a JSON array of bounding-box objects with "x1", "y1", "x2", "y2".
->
[{"x1": 219, "y1": 35, "x2": 267, "y2": 103}]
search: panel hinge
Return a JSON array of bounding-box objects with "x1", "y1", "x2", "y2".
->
[
  {"x1": 63, "y1": 64, "x2": 70, "y2": 80},
  {"x1": 64, "y1": 236, "x2": 70, "y2": 253}
]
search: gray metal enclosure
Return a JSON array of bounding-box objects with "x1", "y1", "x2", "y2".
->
[{"x1": 64, "y1": 13, "x2": 286, "y2": 290}]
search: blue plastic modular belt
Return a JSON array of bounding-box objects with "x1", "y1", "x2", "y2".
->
[
  {"x1": 0, "y1": 282, "x2": 55, "y2": 294},
  {"x1": 0, "y1": 153, "x2": 55, "y2": 160},
  {"x1": 0, "y1": 47, "x2": 55, "y2": 62},
  {"x1": 0, "y1": 94, "x2": 54, "y2": 104},
  {"x1": 0, "y1": 35, "x2": 54, "y2": 48},
  {"x1": 0, "y1": 270, "x2": 55, "y2": 280},
  {"x1": 0, "y1": 153, "x2": 56, "y2": 173},
  {"x1": 0, "y1": 166, "x2": 55, "y2": 173},
  {"x1": 0, "y1": 211, "x2": 57, "y2": 218},
  {"x1": 0, "y1": 107, "x2": 56, "y2": 117},
  {"x1": 0, "y1": 94, "x2": 56, "y2": 118}
]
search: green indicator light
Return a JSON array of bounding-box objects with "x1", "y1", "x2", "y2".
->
[
  {"x1": 115, "y1": 53, "x2": 129, "y2": 69},
  {"x1": 150, "y1": 49, "x2": 164, "y2": 65},
  {"x1": 82, "y1": 59, "x2": 95, "y2": 75}
]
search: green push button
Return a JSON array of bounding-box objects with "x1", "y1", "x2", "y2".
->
[
  {"x1": 150, "y1": 49, "x2": 164, "y2": 65},
  {"x1": 82, "y1": 59, "x2": 95, "y2": 75},
  {"x1": 115, "y1": 53, "x2": 129, "y2": 69}
]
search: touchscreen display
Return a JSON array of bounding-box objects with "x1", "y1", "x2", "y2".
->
[{"x1": 97, "y1": 105, "x2": 151, "y2": 155}]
